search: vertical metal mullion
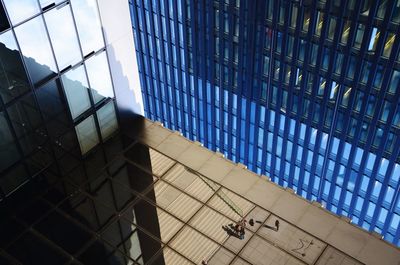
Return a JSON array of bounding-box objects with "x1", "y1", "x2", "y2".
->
[
  {"x1": 233, "y1": 0, "x2": 246, "y2": 163},
  {"x1": 206, "y1": 0, "x2": 215, "y2": 151},
  {"x1": 277, "y1": 3, "x2": 292, "y2": 187},
  {"x1": 164, "y1": 1, "x2": 178, "y2": 131},
  {"x1": 188, "y1": 0, "x2": 200, "y2": 143},
  {"x1": 242, "y1": 1, "x2": 257, "y2": 167},
  {"x1": 252, "y1": 0, "x2": 267, "y2": 174},
  {"x1": 181, "y1": 0, "x2": 193, "y2": 139},
  {"x1": 198, "y1": 0, "x2": 208, "y2": 147},
  {"x1": 172, "y1": 0, "x2": 185, "y2": 134}
]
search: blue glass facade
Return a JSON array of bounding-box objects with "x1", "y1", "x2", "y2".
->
[{"x1": 129, "y1": 0, "x2": 400, "y2": 245}]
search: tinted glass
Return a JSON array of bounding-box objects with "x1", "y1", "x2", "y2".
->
[
  {"x1": 0, "y1": 111, "x2": 20, "y2": 171},
  {"x1": 96, "y1": 101, "x2": 118, "y2": 140},
  {"x1": 7, "y1": 93, "x2": 42, "y2": 138},
  {"x1": 7, "y1": 93, "x2": 45, "y2": 155},
  {"x1": 75, "y1": 115, "x2": 99, "y2": 154},
  {"x1": 44, "y1": 4, "x2": 81, "y2": 70},
  {"x1": 0, "y1": 164, "x2": 28, "y2": 195},
  {"x1": 71, "y1": 0, "x2": 104, "y2": 56},
  {"x1": 61, "y1": 65, "x2": 91, "y2": 119},
  {"x1": 0, "y1": 30, "x2": 30, "y2": 104},
  {"x1": 36, "y1": 79, "x2": 67, "y2": 121},
  {"x1": 14, "y1": 16, "x2": 57, "y2": 85},
  {"x1": 85, "y1": 52, "x2": 114, "y2": 103}
]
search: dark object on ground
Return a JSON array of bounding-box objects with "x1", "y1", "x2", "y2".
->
[
  {"x1": 222, "y1": 225, "x2": 243, "y2": 239},
  {"x1": 249, "y1": 218, "x2": 254, "y2": 226},
  {"x1": 254, "y1": 219, "x2": 280, "y2": 231},
  {"x1": 202, "y1": 261, "x2": 208, "y2": 265},
  {"x1": 275, "y1": 220, "x2": 280, "y2": 231}
]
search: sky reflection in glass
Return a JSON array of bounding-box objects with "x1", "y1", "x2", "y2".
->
[
  {"x1": 71, "y1": 0, "x2": 104, "y2": 56},
  {"x1": 44, "y1": 4, "x2": 81, "y2": 70},
  {"x1": 61, "y1": 65, "x2": 91, "y2": 119},
  {"x1": 86, "y1": 51, "x2": 114, "y2": 103},
  {"x1": 3, "y1": 0, "x2": 40, "y2": 25},
  {"x1": 14, "y1": 15, "x2": 57, "y2": 84}
]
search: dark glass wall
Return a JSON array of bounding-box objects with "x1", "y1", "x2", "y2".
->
[
  {"x1": 130, "y1": 0, "x2": 400, "y2": 245},
  {"x1": 0, "y1": 0, "x2": 119, "y2": 199}
]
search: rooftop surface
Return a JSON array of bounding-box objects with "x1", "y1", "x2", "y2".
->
[
  {"x1": 1, "y1": 118, "x2": 399, "y2": 265},
  {"x1": 139, "y1": 119, "x2": 400, "y2": 265}
]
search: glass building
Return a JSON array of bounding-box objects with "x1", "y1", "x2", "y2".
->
[
  {"x1": 129, "y1": 0, "x2": 400, "y2": 246},
  {"x1": 0, "y1": 1, "x2": 400, "y2": 264}
]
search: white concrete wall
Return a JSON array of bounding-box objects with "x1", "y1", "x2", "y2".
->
[{"x1": 97, "y1": 0, "x2": 144, "y2": 117}]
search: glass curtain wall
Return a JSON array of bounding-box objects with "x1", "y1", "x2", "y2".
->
[
  {"x1": 0, "y1": 0, "x2": 119, "y2": 198},
  {"x1": 130, "y1": 0, "x2": 400, "y2": 246}
]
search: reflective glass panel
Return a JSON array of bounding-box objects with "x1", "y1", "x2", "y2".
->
[
  {"x1": 44, "y1": 4, "x2": 81, "y2": 70},
  {"x1": 36, "y1": 79, "x2": 66, "y2": 121},
  {"x1": 383, "y1": 33, "x2": 395, "y2": 58},
  {"x1": 0, "y1": 31, "x2": 30, "y2": 104},
  {"x1": 61, "y1": 65, "x2": 91, "y2": 119},
  {"x1": 75, "y1": 115, "x2": 99, "y2": 154},
  {"x1": 0, "y1": 164, "x2": 28, "y2": 195},
  {"x1": 85, "y1": 52, "x2": 114, "y2": 103},
  {"x1": 3, "y1": 0, "x2": 40, "y2": 25},
  {"x1": 96, "y1": 101, "x2": 118, "y2": 140},
  {"x1": 7, "y1": 93, "x2": 42, "y2": 138},
  {"x1": 14, "y1": 16, "x2": 57, "y2": 84},
  {"x1": 7, "y1": 93, "x2": 45, "y2": 155},
  {"x1": 0, "y1": 111, "x2": 20, "y2": 171},
  {"x1": 70, "y1": 0, "x2": 104, "y2": 56}
]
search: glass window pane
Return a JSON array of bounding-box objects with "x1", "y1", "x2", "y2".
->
[
  {"x1": 36, "y1": 79, "x2": 66, "y2": 121},
  {"x1": 0, "y1": 112, "x2": 20, "y2": 171},
  {"x1": 392, "y1": 0, "x2": 400, "y2": 23},
  {"x1": 314, "y1": 11, "x2": 324, "y2": 36},
  {"x1": 96, "y1": 101, "x2": 118, "y2": 140},
  {"x1": 383, "y1": 33, "x2": 395, "y2": 58},
  {"x1": 353, "y1": 23, "x2": 365, "y2": 49},
  {"x1": 14, "y1": 16, "x2": 57, "y2": 85},
  {"x1": 6, "y1": 93, "x2": 45, "y2": 155},
  {"x1": 0, "y1": 164, "x2": 28, "y2": 195},
  {"x1": 71, "y1": 0, "x2": 104, "y2": 56},
  {"x1": 341, "y1": 20, "x2": 351, "y2": 45},
  {"x1": 61, "y1": 65, "x2": 91, "y2": 119},
  {"x1": 290, "y1": 6, "x2": 297, "y2": 28},
  {"x1": 327, "y1": 17, "x2": 336, "y2": 40},
  {"x1": 377, "y1": 1, "x2": 387, "y2": 19},
  {"x1": 75, "y1": 115, "x2": 99, "y2": 154},
  {"x1": 0, "y1": 31, "x2": 30, "y2": 104},
  {"x1": 44, "y1": 4, "x2": 81, "y2": 70},
  {"x1": 302, "y1": 8, "x2": 310, "y2": 31},
  {"x1": 3, "y1": 0, "x2": 40, "y2": 25},
  {"x1": 368, "y1": 27, "x2": 380, "y2": 52},
  {"x1": 85, "y1": 52, "x2": 114, "y2": 103}
]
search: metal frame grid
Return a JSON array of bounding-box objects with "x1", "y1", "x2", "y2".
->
[{"x1": 0, "y1": 0, "x2": 120, "y2": 200}]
